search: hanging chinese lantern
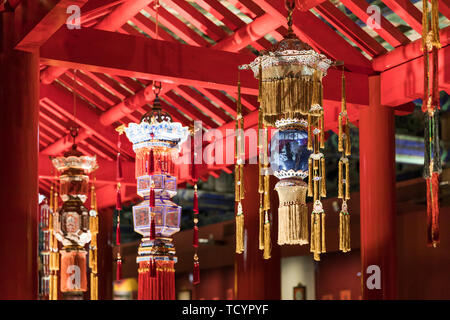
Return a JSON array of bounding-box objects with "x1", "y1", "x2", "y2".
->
[
  {"x1": 122, "y1": 82, "x2": 189, "y2": 300},
  {"x1": 239, "y1": 0, "x2": 349, "y2": 262},
  {"x1": 422, "y1": 0, "x2": 442, "y2": 248},
  {"x1": 50, "y1": 141, "x2": 99, "y2": 300}
]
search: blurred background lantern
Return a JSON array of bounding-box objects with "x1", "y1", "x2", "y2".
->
[
  {"x1": 123, "y1": 82, "x2": 188, "y2": 300},
  {"x1": 50, "y1": 142, "x2": 99, "y2": 300}
]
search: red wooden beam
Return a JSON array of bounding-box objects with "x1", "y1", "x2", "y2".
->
[
  {"x1": 99, "y1": 83, "x2": 174, "y2": 126},
  {"x1": 40, "y1": 84, "x2": 134, "y2": 157},
  {"x1": 297, "y1": 0, "x2": 327, "y2": 11},
  {"x1": 440, "y1": 0, "x2": 450, "y2": 19},
  {"x1": 14, "y1": 0, "x2": 88, "y2": 52},
  {"x1": 252, "y1": 0, "x2": 373, "y2": 74},
  {"x1": 40, "y1": 27, "x2": 259, "y2": 94},
  {"x1": 213, "y1": 12, "x2": 282, "y2": 52},
  {"x1": 340, "y1": 0, "x2": 410, "y2": 48},
  {"x1": 315, "y1": 1, "x2": 387, "y2": 57},
  {"x1": 195, "y1": 88, "x2": 237, "y2": 118},
  {"x1": 40, "y1": 0, "x2": 153, "y2": 84},
  {"x1": 176, "y1": 86, "x2": 232, "y2": 125},
  {"x1": 145, "y1": 4, "x2": 210, "y2": 46},
  {"x1": 163, "y1": 0, "x2": 227, "y2": 42},
  {"x1": 382, "y1": 0, "x2": 422, "y2": 34},
  {"x1": 381, "y1": 44, "x2": 450, "y2": 106},
  {"x1": 163, "y1": 91, "x2": 218, "y2": 128},
  {"x1": 97, "y1": 9, "x2": 279, "y2": 128},
  {"x1": 373, "y1": 26, "x2": 450, "y2": 71},
  {"x1": 40, "y1": 27, "x2": 369, "y2": 105}
]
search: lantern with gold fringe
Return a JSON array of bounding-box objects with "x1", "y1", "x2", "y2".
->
[
  {"x1": 123, "y1": 82, "x2": 189, "y2": 300},
  {"x1": 50, "y1": 141, "x2": 99, "y2": 300},
  {"x1": 239, "y1": 0, "x2": 335, "y2": 261},
  {"x1": 422, "y1": 0, "x2": 442, "y2": 248}
]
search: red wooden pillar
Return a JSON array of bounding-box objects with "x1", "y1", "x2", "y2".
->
[
  {"x1": 235, "y1": 164, "x2": 281, "y2": 299},
  {"x1": 0, "y1": 13, "x2": 39, "y2": 299},
  {"x1": 98, "y1": 208, "x2": 114, "y2": 300},
  {"x1": 359, "y1": 75, "x2": 397, "y2": 299}
]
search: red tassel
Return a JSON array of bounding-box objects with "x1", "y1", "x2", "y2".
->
[
  {"x1": 150, "y1": 187, "x2": 155, "y2": 208},
  {"x1": 149, "y1": 258, "x2": 156, "y2": 278},
  {"x1": 193, "y1": 226, "x2": 199, "y2": 247},
  {"x1": 116, "y1": 220, "x2": 121, "y2": 246},
  {"x1": 426, "y1": 177, "x2": 432, "y2": 246},
  {"x1": 150, "y1": 217, "x2": 156, "y2": 240},
  {"x1": 193, "y1": 187, "x2": 198, "y2": 214},
  {"x1": 149, "y1": 149, "x2": 155, "y2": 175},
  {"x1": 117, "y1": 152, "x2": 123, "y2": 180},
  {"x1": 116, "y1": 257, "x2": 122, "y2": 281},
  {"x1": 193, "y1": 261, "x2": 200, "y2": 285},
  {"x1": 116, "y1": 188, "x2": 122, "y2": 211}
]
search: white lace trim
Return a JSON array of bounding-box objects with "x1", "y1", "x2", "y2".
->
[{"x1": 274, "y1": 169, "x2": 308, "y2": 180}]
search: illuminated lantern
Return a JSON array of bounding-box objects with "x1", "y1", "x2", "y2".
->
[
  {"x1": 50, "y1": 144, "x2": 99, "y2": 299},
  {"x1": 238, "y1": 0, "x2": 352, "y2": 262},
  {"x1": 123, "y1": 89, "x2": 188, "y2": 300}
]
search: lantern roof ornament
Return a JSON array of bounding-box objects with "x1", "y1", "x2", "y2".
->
[
  {"x1": 240, "y1": 2, "x2": 332, "y2": 78},
  {"x1": 124, "y1": 91, "x2": 189, "y2": 150}
]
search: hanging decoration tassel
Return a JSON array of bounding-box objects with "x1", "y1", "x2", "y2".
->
[
  {"x1": 190, "y1": 122, "x2": 201, "y2": 284},
  {"x1": 308, "y1": 111, "x2": 326, "y2": 261},
  {"x1": 339, "y1": 201, "x2": 351, "y2": 253},
  {"x1": 422, "y1": 0, "x2": 442, "y2": 248},
  {"x1": 276, "y1": 179, "x2": 308, "y2": 245},
  {"x1": 89, "y1": 177, "x2": 99, "y2": 300},
  {"x1": 310, "y1": 200, "x2": 325, "y2": 261},
  {"x1": 337, "y1": 65, "x2": 352, "y2": 253},
  {"x1": 262, "y1": 123, "x2": 271, "y2": 259},
  {"x1": 49, "y1": 178, "x2": 60, "y2": 300},
  {"x1": 235, "y1": 70, "x2": 245, "y2": 254},
  {"x1": 258, "y1": 107, "x2": 265, "y2": 251},
  {"x1": 263, "y1": 211, "x2": 271, "y2": 259},
  {"x1": 115, "y1": 125, "x2": 126, "y2": 280}
]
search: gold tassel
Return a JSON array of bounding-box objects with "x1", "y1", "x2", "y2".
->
[
  {"x1": 345, "y1": 123, "x2": 351, "y2": 156},
  {"x1": 235, "y1": 202, "x2": 244, "y2": 254},
  {"x1": 307, "y1": 115, "x2": 312, "y2": 151},
  {"x1": 308, "y1": 158, "x2": 313, "y2": 197},
  {"x1": 313, "y1": 159, "x2": 319, "y2": 202},
  {"x1": 431, "y1": 0, "x2": 441, "y2": 48},
  {"x1": 275, "y1": 182, "x2": 309, "y2": 245},
  {"x1": 263, "y1": 212, "x2": 271, "y2": 259},
  {"x1": 422, "y1": 0, "x2": 429, "y2": 51},
  {"x1": 258, "y1": 63, "x2": 263, "y2": 102},
  {"x1": 320, "y1": 157, "x2": 326, "y2": 197},
  {"x1": 259, "y1": 195, "x2": 264, "y2": 250},
  {"x1": 338, "y1": 159, "x2": 343, "y2": 199},
  {"x1": 345, "y1": 160, "x2": 350, "y2": 200},
  {"x1": 90, "y1": 273, "x2": 98, "y2": 300},
  {"x1": 239, "y1": 164, "x2": 245, "y2": 200},
  {"x1": 310, "y1": 200, "x2": 325, "y2": 261},
  {"x1": 263, "y1": 169, "x2": 270, "y2": 211},
  {"x1": 320, "y1": 114, "x2": 325, "y2": 149},
  {"x1": 258, "y1": 112, "x2": 264, "y2": 194},
  {"x1": 338, "y1": 114, "x2": 343, "y2": 152},
  {"x1": 321, "y1": 212, "x2": 326, "y2": 253},
  {"x1": 339, "y1": 201, "x2": 351, "y2": 253},
  {"x1": 235, "y1": 165, "x2": 240, "y2": 202}
]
